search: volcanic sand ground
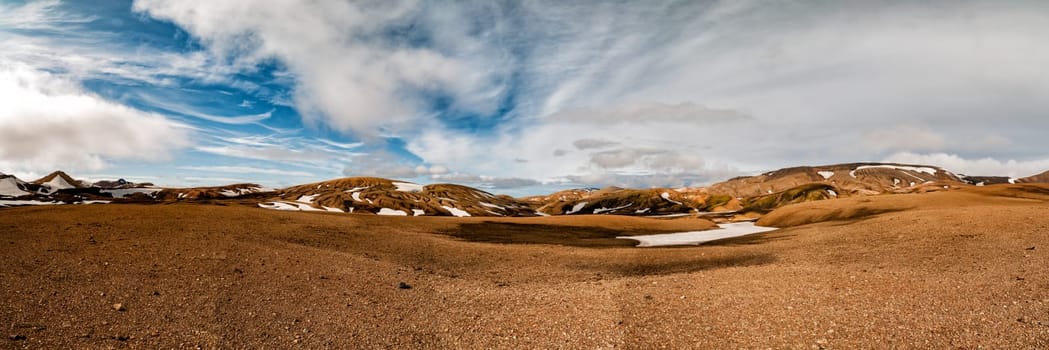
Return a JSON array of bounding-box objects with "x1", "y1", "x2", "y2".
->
[{"x1": 2, "y1": 186, "x2": 1049, "y2": 348}]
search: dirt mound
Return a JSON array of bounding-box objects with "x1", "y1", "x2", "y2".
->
[
  {"x1": 270, "y1": 177, "x2": 537, "y2": 216},
  {"x1": 964, "y1": 183, "x2": 1049, "y2": 201},
  {"x1": 756, "y1": 183, "x2": 1049, "y2": 228},
  {"x1": 960, "y1": 176, "x2": 1013, "y2": 186},
  {"x1": 742, "y1": 183, "x2": 840, "y2": 214},
  {"x1": 535, "y1": 187, "x2": 733, "y2": 216},
  {"x1": 1018, "y1": 170, "x2": 1049, "y2": 183},
  {"x1": 151, "y1": 184, "x2": 272, "y2": 201},
  {"x1": 708, "y1": 163, "x2": 965, "y2": 198},
  {"x1": 519, "y1": 187, "x2": 599, "y2": 205}
]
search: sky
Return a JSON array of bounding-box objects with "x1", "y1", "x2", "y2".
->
[{"x1": 2, "y1": 0, "x2": 1049, "y2": 196}]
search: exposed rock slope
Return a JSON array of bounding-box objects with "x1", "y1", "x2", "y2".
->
[
  {"x1": 707, "y1": 163, "x2": 965, "y2": 198},
  {"x1": 265, "y1": 177, "x2": 537, "y2": 216}
]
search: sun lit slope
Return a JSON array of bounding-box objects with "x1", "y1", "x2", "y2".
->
[
  {"x1": 5, "y1": 162, "x2": 1049, "y2": 218},
  {"x1": 520, "y1": 162, "x2": 1037, "y2": 217},
  {"x1": 270, "y1": 177, "x2": 537, "y2": 217},
  {"x1": 1019, "y1": 170, "x2": 1049, "y2": 184},
  {"x1": 707, "y1": 163, "x2": 971, "y2": 199},
  {"x1": 529, "y1": 187, "x2": 742, "y2": 216},
  {"x1": 757, "y1": 183, "x2": 1049, "y2": 228}
]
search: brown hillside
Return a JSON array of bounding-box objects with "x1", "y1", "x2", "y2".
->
[
  {"x1": 31, "y1": 170, "x2": 88, "y2": 191},
  {"x1": 535, "y1": 187, "x2": 733, "y2": 216},
  {"x1": 1018, "y1": 170, "x2": 1049, "y2": 183},
  {"x1": 708, "y1": 163, "x2": 965, "y2": 198},
  {"x1": 150, "y1": 184, "x2": 272, "y2": 201},
  {"x1": 519, "y1": 187, "x2": 599, "y2": 205},
  {"x1": 757, "y1": 183, "x2": 1049, "y2": 228},
  {"x1": 272, "y1": 177, "x2": 537, "y2": 216}
]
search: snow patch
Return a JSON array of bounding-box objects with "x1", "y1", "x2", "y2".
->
[
  {"x1": 76, "y1": 200, "x2": 111, "y2": 205},
  {"x1": 258, "y1": 202, "x2": 299, "y2": 211},
  {"x1": 393, "y1": 182, "x2": 424, "y2": 192},
  {"x1": 0, "y1": 177, "x2": 29, "y2": 197},
  {"x1": 259, "y1": 201, "x2": 321, "y2": 212},
  {"x1": 594, "y1": 203, "x2": 633, "y2": 214},
  {"x1": 635, "y1": 208, "x2": 651, "y2": 214},
  {"x1": 442, "y1": 206, "x2": 471, "y2": 217},
  {"x1": 412, "y1": 209, "x2": 425, "y2": 216},
  {"x1": 852, "y1": 165, "x2": 938, "y2": 179},
  {"x1": 0, "y1": 199, "x2": 62, "y2": 206},
  {"x1": 817, "y1": 171, "x2": 834, "y2": 179},
  {"x1": 566, "y1": 201, "x2": 588, "y2": 214},
  {"x1": 297, "y1": 194, "x2": 317, "y2": 204},
  {"x1": 378, "y1": 208, "x2": 408, "y2": 216},
  {"x1": 479, "y1": 202, "x2": 505, "y2": 210},
  {"x1": 102, "y1": 188, "x2": 162, "y2": 198},
  {"x1": 323, "y1": 206, "x2": 344, "y2": 213},
  {"x1": 42, "y1": 176, "x2": 76, "y2": 192},
  {"x1": 661, "y1": 192, "x2": 683, "y2": 205},
  {"x1": 619, "y1": 222, "x2": 777, "y2": 247}
]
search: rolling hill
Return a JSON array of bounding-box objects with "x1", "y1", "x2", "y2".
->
[{"x1": 3, "y1": 163, "x2": 1049, "y2": 217}]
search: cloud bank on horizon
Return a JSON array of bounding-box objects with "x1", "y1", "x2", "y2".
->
[{"x1": 2, "y1": 0, "x2": 1049, "y2": 195}]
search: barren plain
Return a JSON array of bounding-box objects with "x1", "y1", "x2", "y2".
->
[{"x1": 2, "y1": 185, "x2": 1048, "y2": 348}]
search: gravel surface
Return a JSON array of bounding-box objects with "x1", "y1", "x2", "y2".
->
[{"x1": 1, "y1": 189, "x2": 1047, "y2": 348}]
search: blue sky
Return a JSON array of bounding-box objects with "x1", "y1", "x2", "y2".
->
[{"x1": 3, "y1": 0, "x2": 1049, "y2": 195}]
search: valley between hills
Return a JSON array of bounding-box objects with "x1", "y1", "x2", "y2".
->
[{"x1": 2, "y1": 162, "x2": 1048, "y2": 348}]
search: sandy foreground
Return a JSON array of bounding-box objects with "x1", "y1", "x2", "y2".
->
[{"x1": 1, "y1": 188, "x2": 1048, "y2": 348}]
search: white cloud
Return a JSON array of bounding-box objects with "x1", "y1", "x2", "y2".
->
[
  {"x1": 572, "y1": 139, "x2": 620, "y2": 150},
  {"x1": 136, "y1": 94, "x2": 274, "y2": 125},
  {"x1": 0, "y1": 63, "x2": 190, "y2": 175},
  {"x1": 430, "y1": 173, "x2": 540, "y2": 190},
  {"x1": 341, "y1": 151, "x2": 447, "y2": 179},
  {"x1": 883, "y1": 152, "x2": 1049, "y2": 178},
  {"x1": 178, "y1": 166, "x2": 314, "y2": 178},
  {"x1": 549, "y1": 102, "x2": 751, "y2": 125},
  {"x1": 0, "y1": 0, "x2": 94, "y2": 31},
  {"x1": 133, "y1": 0, "x2": 510, "y2": 136},
  {"x1": 7, "y1": 1, "x2": 1045, "y2": 192},
  {"x1": 862, "y1": 126, "x2": 947, "y2": 153},
  {"x1": 192, "y1": 133, "x2": 361, "y2": 170}
]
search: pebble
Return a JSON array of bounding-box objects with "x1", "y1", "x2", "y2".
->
[
  {"x1": 113, "y1": 303, "x2": 126, "y2": 311},
  {"x1": 398, "y1": 282, "x2": 412, "y2": 289},
  {"x1": 9, "y1": 335, "x2": 26, "y2": 341}
]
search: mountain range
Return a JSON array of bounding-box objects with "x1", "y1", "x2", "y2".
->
[{"x1": 3, "y1": 164, "x2": 1049, "y2": 220}]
